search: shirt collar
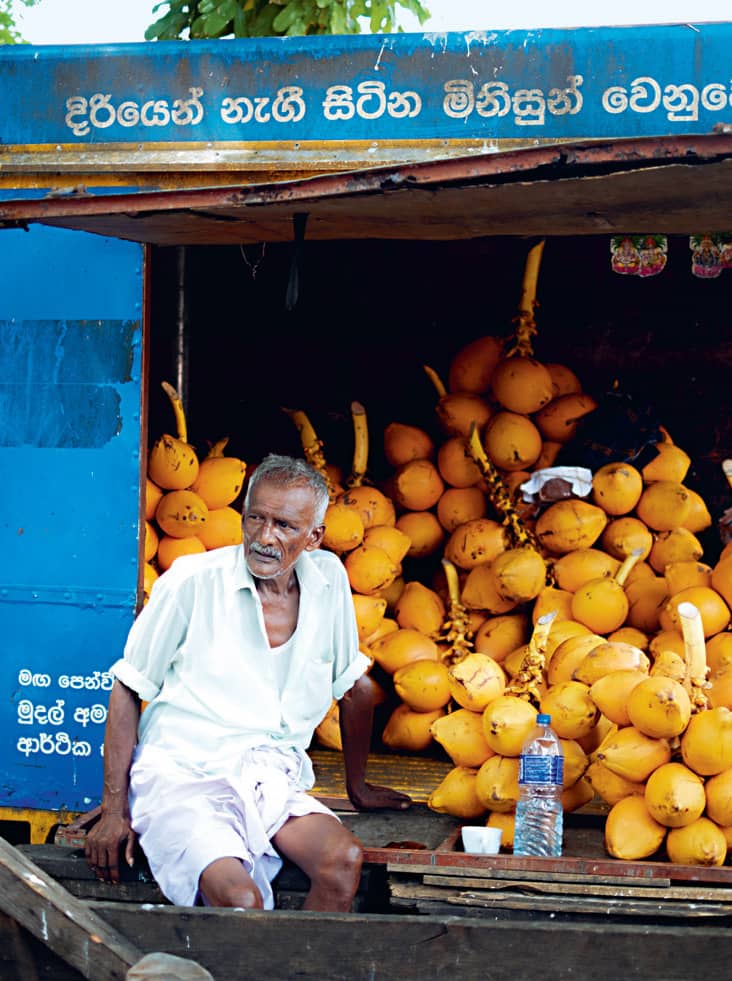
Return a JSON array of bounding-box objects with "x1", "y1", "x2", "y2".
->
[{"x1": 232, "y1": 545, "x2": 330, "y2": 595}]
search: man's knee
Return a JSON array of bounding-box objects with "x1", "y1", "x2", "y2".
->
[
  {"x1": 199, "y1": 857, "x2": 264, "y2": 909},
  {"x1": 315, "y1": 835, "x2": 363, "y2": 893}
]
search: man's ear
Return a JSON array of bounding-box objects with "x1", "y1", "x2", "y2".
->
[{"x1": 306, "y1": 524, "x2": 326, "y2": 551}]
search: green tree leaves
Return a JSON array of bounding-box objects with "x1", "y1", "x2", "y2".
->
[
  {"x1": 145, "y1": 0, "x2": 430, "y2": 41},
  {"x1": 0, "y1": 0, "x2": 40, "y2": 45}
]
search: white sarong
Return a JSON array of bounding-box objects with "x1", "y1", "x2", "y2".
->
[{"x1": 129, "y1": 743, "x2": 337, "y2": 909}]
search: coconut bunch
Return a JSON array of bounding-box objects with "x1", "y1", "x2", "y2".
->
[{"x1": 144, "y1": 382, "x2": 247, "y2": 599}]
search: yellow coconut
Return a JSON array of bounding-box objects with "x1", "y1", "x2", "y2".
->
[
  {"x1": 371, "y1": 628, "x2": 439, "y2": 675},
  {"x1": 394, "y1": 581, "x2": 446, "y2": 637},
  {"x1": 448, "y1": 652, "x2": 506, "y2": 712},
  {"x1": 560, "y1": 738, "x2": 590, "y2": 788},
  {"x1": 608, "y1": 626, "x2": 649, "y2": 649},
  {"x1": 649, "y1": 527, "x2": 704, "y2": 575},
  {"x1": 383, "y1": 421, "x2": 435, "y2": 468},
  {"x1": 375, "y1": 575, "x2": 406, "y2": 610},
  {"x1": 642, "y1": 442, "x2": 692, "y2": 484},
  {"x1": 444, "y1": 518, "x2": 508, "y2": 571},
  {"x1": 396, "y1": 511, "x2": 445, "y2": 559},
  {"x1": 681, "y1": 707, "x2": 732, "y2": 776},
  {"x1": 148, "y1": 433, "x2": 199, "y2": 490},
  {"x1": 489, "y1": 547, "x2": 546, "y2": 604},
  {"x1": 532, "y1": 586, "x2": 575, "y2": 624},
  {"x1": 344, "y1": 545, "x2": 399, "y2": 596},
  {"x1": 704, "y1": 766, "x2": 732, "y2": 826},
  {"x1": 338, "y1": 485, "x2": 396, "y2": 529},
  {"x1": 535, "y1": 500, "x2": 608, "y2": 555},
  {"x1": 626, "y1": 561, "x2": 657, "y2": 586},
  {"x1": 491, "y1": 356, "x2": 554, "y2": 415},
  {"x1": 393, "y1": 659, "x2": 452, "y2": 712},
  {"x1": 574, "y1": 641, "x2": 650, "y2": 687},
  {"x1": 660, "y1": 587, "x2": 731, "y2": 638},
  {"x1": 649, "y1": 630, "x2": 686, "y2": 660},
  {"x1": 427, "y1": 766, "x2": 487, "y2": 819},
  {"x1": 475, "y1": 755, "x2": 521, "y2": 813},
  {"x1": 600, "y1": 517, "x2": 653, "y2": 561},
  {"x1": 460, "y1": 563, "x2": 519, "y2": 615},
  {"x1": 589, "y1": 669, "x2": 649, "y2": 727},
  {"x1": 435, "y1": 392, "x2": 493, "y2": 439},
  {"x1": 382, "y1": 703, "x2": 445, "y2": 752},
  {"x1": 534, "y1": 393, "x2": 598, "y2": 443},
  {"x1": 666, "y1": 817, "x2": 727, "y2": 867},
  {"x1": 681, "y1": 489, "x2": 713, "y2": 534},
  {"x1": 363, "y1": 617, "x2": 399, "y2": 647},
  {"x1": 545, "y1": 361, "x2": 583, "y2": 397},
  {"x1": 436, "y1": 486, "x2": 487, "y2": 534},
  {"x1": 448, "y1": 334, "x2": 505, "y2": 394},
  {"x1": 322, "y1": 502, "x2": 365, "y2": 554},
  {"x1": 156, "y1": 534, "x2": 206, "y2": 571},
  {"x1": 546, "y1": 633, "x2": 606, "y2": 686},
  {"x1": 636, "y1": 481, "x2": 692, "y2": 532},
  {"x1": 430, "y1": 708, "x2": 495, "y2": 768},
  {"x1": 552, "y1": 549, "x2": 620, "y2": 593},
  {"x1": 482, "y1": 411, "x2": 543, "y2": 472},
  {"x1": 570, "y1": 578, "x2": 630, "y2": 636},
  {"x1": 596, "y1": 726, "x2": 672, "y2": 782},
  {"x1": 543, "y1": 620, "x2": 594, "y2": 660},
  {"x1": 591, "y1": 462, "x2": 644, "y2": 516},
  {"x1": 144, "y1": 520, "x2": 158, "y2": 563},
  {"x1": 711, "y1": 555, "x2": 732, "y2": 608},
  {"x1": 585, "y1": 760, "x2": 644, "y2": 807},
  {"x1": 605, "y1": 795, "x2": 667, "y2": 860},
  {"x1": 145, "y1": 478, "x2": 164, "y2": 520},
  {"x1": 363, "y1": 525, "x2": 411, "y2": 566},
  {"x1": 482, "y1": 696, "x2": 538, "y2": 757},
  {"x1": 625, "y1": 577, "x2": 670, "y2": 634},
  {"x1": 645, "y1": 762, "x2": 706, "y2": 828},
  {"x1": 197, "y1": 506, "x2": 243, "y2": 549},
  {"x1": 707, "y1": 632, "x2": 732, "y2": 676},
  {"x1": 627, "y1": 676, "x2": 692, "y2": 739},
  {"x1": 487, "y1": 811, "x2": 515, "y2": 850},
  {"x1": 155, "y1": 489, "x2": 209, "y2": 539},
  {"x1": 190, "y1": 455, "x2": 246, "y2": 509},
  {"x1": 540, "y1": 681, "x2": 599, "y2": 739},
  {"x1": 474, "y1": 614, "x2": 530, "y2": 664},
  {"x1": 437, "y1": 436, "x2": 482, "y2": 488},
  {"x1": 665, "y1": 560, "x2": 713, "y2": 596},
  {"x1": 352, "y1": 594, "x2": 388, "y2": 643},
  {"x1": 650, "y1": 649, "x2": 688, "y2": 684},
  {"x1": 562, "y1": 777, "x2": 595, "y2": 813}
]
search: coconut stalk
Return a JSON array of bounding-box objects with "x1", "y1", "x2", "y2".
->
[
  {"x1": 614, "y1": 547, "x2": 644, "y2": 587},
  {"x1": 678, "y1": 601, "x2": 710, "y2": 713},
  {"x1": 439, "y1": 557, "x2": 475, "y2": 666},
  {"x1": 347, "y1": 400, "x2": 369, "y2": 488},
  {"x1": 505, "y1": 610, "x2": 557, "y2": 705},
  {"x1": 283, "y1": 407, "x2": 337, "y2": 499},
  {"x1": 161, "y1": 380, "x2": 188, "y2": 443},
  {"x1": 506, "y1": 239, "x2": 545, "y2": 358}
]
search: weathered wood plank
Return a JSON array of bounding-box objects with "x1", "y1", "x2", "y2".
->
[
  {"x1": 88, "y1": 903, "x2": 732, "y2": 980},
  {"x1": 0, "y1": 836, "x2": 143, "y2": 980},
  {"x1": 387, "y1": 862, "x2": 672, "y2": 887}
]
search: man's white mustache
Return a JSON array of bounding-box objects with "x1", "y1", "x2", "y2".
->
[{"x1": 250, "y1": 543, "x2": 282, "y2": 559}]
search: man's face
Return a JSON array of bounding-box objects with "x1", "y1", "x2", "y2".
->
[{"x1": 243, "y1": 479, "x2": 324, "y2": 581}]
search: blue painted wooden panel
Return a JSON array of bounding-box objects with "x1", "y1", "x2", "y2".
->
[
  {"x1": 0, "y1": 226, "x2": 143, "y2": 811},
  {"x1": 0, "y1": 23, "x2": 730, "y2": 148}
]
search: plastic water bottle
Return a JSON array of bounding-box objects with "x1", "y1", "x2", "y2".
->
[{"x1": 513, "y1": 713, "x2": 564, "y2": 857}]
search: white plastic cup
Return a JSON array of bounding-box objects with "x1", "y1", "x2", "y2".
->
[{"x1": 461, "y1": 825, "x2": 502, "y2": 855}]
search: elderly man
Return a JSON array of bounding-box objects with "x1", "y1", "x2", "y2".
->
[{"x1": 86, "y1": 453, "x2": 410, "y2": 911}]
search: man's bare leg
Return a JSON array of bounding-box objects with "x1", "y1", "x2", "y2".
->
[
  {"x1": 272, "y1": 813, "x2": 363, "y2": 912},
  {"x1": 198, "y1": 856, "x2": 264, "y2": 909}
]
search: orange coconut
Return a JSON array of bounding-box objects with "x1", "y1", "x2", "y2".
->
[
  {"x1": 148, "y1": 433, "x2": 199, "y2": 490},
  {"x1": 707, "y1": 632, "x2": 732, "y2": 676},
  {"x1": 574, "y1": 641, "x2": 650, "y2": 687},
  {"x1": 650, "y1": 650, "x2": 687, "y2": 684},
  {"x1": 392, "y1": 458, "x2": 444, "y2": 512},
  {"x1": 489, "y1": 547, "x2": 546, "y2": 604},
  {"x1": 600, "y1": 517, "x2": 653, "y2": 561},
  {"x1": 589, "y1": 669, "x2": 649, "y2": 727},
  {"x1": 585, "y1": 760, "x2": 644, "y2": 807},
  {"x1": 394, "y1": 581, "x2": 446, "y2": 636},
  {"x1": 352, "y1": 594, "x2": 388, "y2": 643},
  {"x1": 482, "y1": 696, "x2": 538, "y2": 757},
  {"x1": 641, "y1": 442, "x2": 692, "y2": 483},
  {"x1": 427, "y1": 766, "x2": 487, "y2": 820},
  {"x1": 144, "y1": 520, "x2": 158, "y2": 563},
  {"x1": 343, "y1": 544, "x2": 399, "y2": 596},
  {"x1": 491, "y1": 356, "x2": 554, "y2": 415},
  {"x1": 436, "y1": 486, "x2": 487, "y2": 533},
  {"x1": 382, "y1": 703, "x2": 445, "y2": 753},
  {"x1": 197, "y1": 506, "x2": 242, "y2": 549},
  {"x1": 156, "y1": 489, "x2": 209, "y2": 539},
  {"x1": 605, "y1": 795, "x2": 667, "y2": 860},
  {"x1": 383, "y1": 421, "x2": 435, "y2": 467},
  {"x1": 482, "y1": 411, "x2": 543, "y2": 472},
  {"x1": 461, "y1": 563, "x2": 519, "y2": 614},
  {"x1": 157, "y1": 534, "x2": 206, "y2": 571},
  {"x1": 624, "y1": 577, "x2": 670, "y2": 633},
  {"x1": 552, "y1": 548, "x2": 620, "y2": 593},
  {"x1": 448, "y1": 334, "x2": 505, "y2": 394},
  {"x1": 437, "y1": 436, "x2": 482, "y2": 488},
  {"x1": 475, "y1": 755, "x2": 521, "y2": 813},
  {"x1": 545, "y1": 362, "x2": 583, "y2": 397},
  {"x1": 145, "y1": 478, "x2": 164, "y2": 520},
  {"x1": 596, "y1": 726, "x2": 672, "y2": 783},
  {"x1": 681, "y1": 489, "x2": 713, "y2": 534},
  {"x1": 544, "y1": 620, "x2": 594, "y2": 658},
  {"x1": 436, "y1": 392, "x2": 492, "y2": 439},
  {"x1": 535, "y1": 500, "x2": 608, "y2": 555},
  {"x1": 627, "y1": 676, "x2": 692, "y2": 739},
  {"x1": 540, "y1": 680, "x2": 599, "y2": 739},
  {"x1": 649, "y1": 527, "x2": 704, "y2": 574},
  {"x1": 444, "y1": 518, "x2": 508, "y2": 571},
  {"x1": 371, "y1": 627, "x2": 439, "y2": 675},
  {"x1": 532, "y1": 440, "x2": 563, "y2": 471},
  {"x1": 338, "y1": 485, "x2": 396, "y2": 530},
  {"x1": 394, "y1": 659, "x2": 452, "y2": 712},
  {"x1": 708, "y1": 666, "x2": 732, "y2": 710},
  {"x1": 591, "y1": 462, "x2": 644, "y2": 515},
  {"x1": 711, "y1": 555, "x2": 732, "y2": 608},
  {"x1": 636, "y1": 481, "x2": 692, "y2": 532},
  {"x1": 665, "y1": 560, "x2": 713, "y2": 596},
  {"x1": 681, "y1": 706, "x2": 732, "y2": 776},
  {"x1": 666, "y1": 817, "x2": 727, "y2": 866},
  {"x1": 660, "y1": 587, "x2": 731, "y2": 638},
  {"x1": 322, "y1": 502, "x2": 365, "y2": 554},
  {"x1": 534, "y1": 393, "x2": 598, "y2": 444},
  {"x1": 190, "y1": 455, "x2": 246, "y2": 509},
  {"x1": 447, "y1": 652, "x2": 506, "y2": 712},
  {"x1": 532, "y1": 586, "x2": 574, "y2": 624},
  {"x1": 363, "y1": 525, "x2": 411, "y2": 566},
  {"x1": 704, "y1": 766, "x2": 732, "y2": 826},
  {"x1": 143, "y1": 562, "x2": 159, "y2": 603},
  {"x1": 608, "y1": 626, "x2": 649, "y2": 650},
  {"x1": 546, "y1": 633, "x2": 606, "y2": 686},
  {"x1": 474, "y1": 613, "x2": 530, "y2": 663},
  {"x1": 431, "y1": 708, "x2": 495, "y2": 768},
  {"x1": 396, "y1": 511, "x2": 445, "y2": 559}
]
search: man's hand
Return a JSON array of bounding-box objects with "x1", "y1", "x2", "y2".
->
[
  {"x1": 85, "y1": 812, "x2": 137, "y2": 884},
  {"x1": 348, "y1": 781, "x2": 412, "y2": 811}
]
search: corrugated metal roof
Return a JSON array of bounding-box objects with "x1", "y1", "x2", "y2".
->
[{"x1": 2, "y1": 133, "x2": 732, "y2": 244}]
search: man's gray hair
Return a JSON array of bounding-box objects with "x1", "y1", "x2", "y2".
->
[{"x1": 244, "y1": 453, "x2": 330, "y2": 525}]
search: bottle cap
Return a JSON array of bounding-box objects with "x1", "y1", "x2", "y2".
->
[{"x1": 536, "y1": 713, "x2": 551, "y2": 724}]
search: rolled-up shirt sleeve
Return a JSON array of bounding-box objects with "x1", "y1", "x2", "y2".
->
[
  {"x1": 329, "y1": 561, "x2": 371, "y2": 700},
  {"x1": 110, "y1": 573, "x2": 190, "y2": 702}
]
